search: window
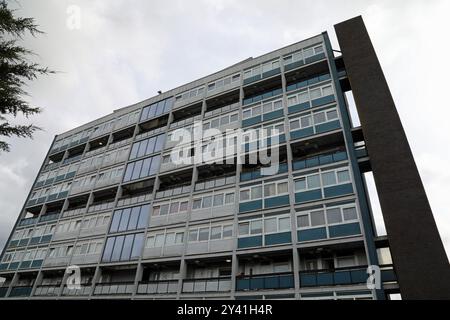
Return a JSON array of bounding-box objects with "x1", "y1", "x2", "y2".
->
[
  {"x1": 297, "y1": 204, "x2": 359, "y2": 231},
  {"x1": 310, "y1": 210, "x2": 326, "y2": 226},
  {"x1": 140, "y1": 97, "x2": 173, "y2": 122},
  {"x1": 129, "y1": 134, "x2": 165, "y2": 160},
  {"x1": 109, "y1": 204, "x2": 150, "y2": 233},
  {"x1": 123, "y1": 155, "x2": 161, "y2": 182},
  {"x1": 326, "y1": 208, "x2": 342, "y2": 224},
  {"x1": 242, "y1": 99, "x2": 283, "y2": 119},
  {"x1": 102, "y1": 233, "x2": 144, "y2": 262}
]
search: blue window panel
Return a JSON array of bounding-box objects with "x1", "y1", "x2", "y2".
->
[
  {"x1": 305, "y1": 52, "x2": 326, "y2": 64},
  {"x1": 290, "y1": 127, "x2": 314, "y2": 140},
  {"x1": 40, "y1": 235, "x2": 52, "y2": 243},
  {"x1": 272, "y1": 88, "x2": 283, "y2": 96},
  {"x1": 27, "y1": 199, "x2": 37, "y2": 207},
  {"x1": 323, "y1": 183, "x2": 354, "y2": 198},
  {"x1": 262, "y1": 109, "x2": 283, "y2": 122},
  {"x1": 18, "y1": 239, "x2": 29, "y2": 247},
  {"x1": 284, "y1": 60, "x2": 305, "y2": 72},
  {"x1": 305, "y1": 156, "x2": 320, "y2": 168},
  {"x1": 261, "y1": 91, "x2": 274, "y2": 100},
  {"x1": 243, "y1": 74, "x2": 262, "y2": 85},
  {"x1": 44, "y1": 178, "x2": 54, "y2": 186},
  {"x1": 243, "y1": 97, "x2": 253, "y2": 105},
  {"x1": 328, "y1": 222, "x2": 361, "y2": 238},
  {"x1": 237, "y1": 236, "x2": 263, "y2": 248},
  {"x1": 129, "y1": 143, "x2": 139, "y2": 159},
  {"x1": 242, "y1": 116, "x2": 262, "y2": 128},
  {"x1": 109, "y1": 210, "x2": 122, "y2": 233},
  {"x1": 137, "y1": 205, "x2": 150, "y2": 229},
  {"x1": 0, "y1": 263, "x2": 8, "y2": 271},
  {"x1": 47, "y1": 194, "x2": 57, "y2": 201},
  {"x1": 128, "y1": 207, "x2": 140, "y2": 230},
  {"x1": 262, "y1": 68, "x2": 281, "y2": 79},
  {"x1": 240, "y1": 172, "x2": 253, "y2": 182},
  {"x1": 295, "y1": 189, "x2": 322, "y2": 203},
  {"x1": 118, "y1": 208, "x2": 131, "y2": 232},
  {"x1": 307, "y1": 77, "x2": 319, "y2": 86},
  {"x1": 120, "y1": 234, "x2": 135, "y2": 261},
  {"x1": 130, "y1": 233, "x2": 144, "y2": 260},
  {"x1": 318, "y1": 154, "x2": 333, "y2": 165},
  {"x1": 250, "y1": 277, "x2": 265, "y2": 290},
  {"x1": 123, "y1": 162, "x2": 134, "y2": 182},
  {"x1": 381, "y1": 269, "x2": 397, "y2": 282},
  {"x1": 264, "y1": 195, "x2": 290, "y2": 209},
  {"x1": 311, "y1": 95, "x2": 335, "y2": 108},
  {"x1": 130, "y1": 160, "x2": 143, "y2": 180},
  {"x1": 239, "y1": 200, "x2": 263, "y2": 213},
  {"x1": 278, "y1": 162, "x2": 288, "y2": 174},
  {"x1": 279, "y1": 274, "x2": 295, "y2": 289},
  {"x1": 316, "y1": 272, "x2": 334, "y2": 286},
  {"x1": 264, "y1": 232, "x2": 292, "y2": 245},
  {"x1": 334, "y1": 271, "x2": 352, "y2": 285},
  {"x1": 236, "y1": 279, "x2": 250, "y2": 291},
  {"x1": 54, "y1": 175, "x2": 65, "y2": 182},
  {"x1": 58, "y1": 191, "x2": 69, "y2": 199},
  {"x1": 102, "y1": 237, "x2": 116, "y2": 262},
  {"x1": 297, "y1": 227, "x2": 327, "y2": 242},
  {"x1": 300, "y1": 273, "x2": 317, "y2": 287},
  {"x1": 319, "y1": 73, "x2": 331, "y2": 82},
  {"x1": 333, "y1": 151, "x2": 348, "y2": 162},
  {"x1": 286, "y1": 83, "x2": 297, "y2": 92},
  {"x1": 315, "y1": 120, "x2": 341, "y2": 134},
  {"x1": 110, "y1": 235, "x2": 125, "y2": 262},
  {"x1": 136, "y1": 139, "x2": 149, "y2": 158},
  {"x1": 266, "y1": 133, "x2": 286, "y2": 146},
  {"x1": 8, "y1": 240, "x2": 19, "y2": 248},
  {"x1": 140, "y1": 157, "x2": 152, "y2": 179},
  {"x1": 66, "y1": 171, "x2": 76, "y2": 179},
  {"x1": 154, "y1": 135, "x2": 165, "y2": 153},
  {"x1": 292, "y1": 160, "x2": 306, "y2": 171},
  {"x1": 9, "y1": 287, "x2": 32, "y2": 297},
  {"x1": 35, "y1": 181, "x2": 44, "y2": 188},
  {"x1": 288, "y1": 102, "x2": 310, "y2": 114},
  {"x1": 350, "y1": 269, "x2": 368, "y2": 284},
  {"x1": 31, "y1": 260, "x2": 43, "y2": 268},
  {"x1": 8, "y1": 262, "x2": 19, "y2": 270},
  {"x1": 263, "y1": 276, "x2": 279, "y2": 289},
  {"x1": 19, "y1": 261, "x2": 31, "y2": 269},
  {"x1": 149, "y1": 155, "x2": 160, "y2": 175}
]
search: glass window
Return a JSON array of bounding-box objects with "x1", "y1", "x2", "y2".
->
[
  {"x1": 300, "y1": 116, "x2": 312, "y2": 128},
  {"x1": 179, "y1": 201, "x2": 189, "y2": 212},
  {"x1": 264, "y1": 183, "x2": 276, "y2": 197},
  {"x1": 313, "y1": 112, "x2": 326, "y2": 124},
  {"x1": 165, "y1": 233, "x2": 175, "y2": 245},
  {"x1": 213, "y1": 194, "x2": 223, "y2": 206},
  {"x1": 188, "y1": 230, "x2": 198, "y2": 242},
  {"x1": 307, "y1": 174, "x2": 321, "y2": 189},
  {"x1": 295, "y1": 178, "x2": 306, "y2": 191},
  {"x1": 250, "y1": 220, "x2": 263, "y2": 234},
  {"x1": 225, "y1": 193, "x2": 234, "y2": 204},
  {"x1": 279, "y1": 217, "x2": 290, "y2": 231},
  {"x1": 223, "y1": 225, "x2": 233, "y2": 238},
  {"x1": 243, "y1": 109, "x2": 252, "y2": 119},
  {"x1": 230, "y1": 113, "x2": 238, "y2": 123},
  {"x1": 253, "y1": 106, "x2": 262, "y2": 116},
  {"x1": 274, "y1": 100, "x2": 283, "y2": 110},
  {"x1": 238, "y1": 222, "x2": 249, "y2": 236},
  {"x1": 202, "y1": 196, "x2": 212, "y2": 208},
  {"x1": 337, "y1": 170, "x2": 350, "y2": 183},
  {"x1": 160, "y1": 204, "x2": 169, "y2": 215},
  {"x1": 327, "y1": 109, "x2": 338, "y2": 120},
  {"x1": 111, "y1": 236, "x2": 125, "y2": 262},
  {"x1": 109, "y1": 211, "x2": 122, "y2": 233},
  {"x1": 297, "y1": 215, "x2": 309, "y2": 228},
  {"x1": 175, "y1": 232, "x2": 184, "y2": 244},
  {"x1": 303, "y1": 47, "x2": 314, "y2": 58},
  {"x1": 322, "y1": 85, "x2": 333, "y2": 96},
  {"x1": 118, "y1": 208, "x2": 131, "y2": 232},
  {"x1": 251, "y1": 186, "x2": 262, "y2": 199},
  {"x1": 290, "y1": 120, "x2": 300, "y2": 130},
  {"x1": 310, "y1": 88, "x2": 322, "y2": 99},
  {"x1": 169, "y1": 202, "x2": 179, "y2": 214},
  {"x1": 264, "y1": 218, "x2": 277, "y2": 233},
  {"x1": 198, "y1": 227, "x2": 209, "y2": 241},
  {"x1": 137, "y1": 205, "x2": 150, "y2": 229},
  {"x1": 343, "y1": 207, "x2": 358, "y2": 221},
  {"x1": 288, "y1": 96, "x2": 297, "y2": 106},
  {"x1": 310, "y1": 210, "x2": 326, "y2": 226},
  {"x1": 299, "y1": 91, "x2": 309, "y2": 103},
  {"x1": 263, "y1": 102, "x2": 272, "y2": 113},
  {"x1": 327, "y1": 208, "x2": 342, "y2": 224},
  {"x1": 240, "y1": 190, "x2": 250, "y2": 201},
  {"x1": 154, "y1": 234, "x2": 165, "y2": 247},
  {"x1": 131, "y1": 233, "x2": 144, "y2": 259},
  {"x1": 210, "y1": 226, "x2": 222, "y2": 240},
  {"x1": 322, "y1": 172, "x2": 337, "y2": 186},
  {"x1": 192, "y1": 199, "x2": 202, "y2": 210},
  {"x1": 278, "y1": 182, "x2": 288, "y2": 194},
  {"x1": 120, "y1": 234, "x2": 134, "y2": 261}
]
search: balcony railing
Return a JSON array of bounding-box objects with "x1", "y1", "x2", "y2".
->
[
  {"x1": 88, "y1": 201, "x2": 115, "y2": 213},
  {"x1": 39, "y1": 212, "x2": 60, "y2": 223},
  {"x1": 18, "y1": 217, "x2": 38, "y2": 227},
  {"x1": 299, "y1": 265, "x2": 374, "y2": 287},
  {"x1": 155, "y1": 185, "x2": 191, "y2": 199},
  {"x1": 182, "y1": 277, "x2": 231, "y2": 293},
  {"x1": 169, "y1": 115, "x2": 202, "y2": 130},
  {"x1": 62, "y1": 207, "x2": 87, "y2": 218},
  {"x1": 9, "y1": 285, "x2": 33, "y2": 297},
  {"x1": 0, "y1": 286, "x2": 9, "y2": 298},
  {"x1": 137, "y1": 280, "x2": 178, "y2": 295},
  {"x1": 93, "y1": 281, "x2": 135, "y2": 295},
  {"x1": 135, "y1": 126, "x2": 167, "y2": 141},
  {"x1": 195, "y1": 175, "x2": 236, "y2": 191},
  {"x1": 62, "y1": 283, "x2": 92, "y2": 296},
  {"x1": 117, "y1": 193, "x2": 152, "y2": 208},
  {"x1": 34, "y1": 284, "x2": 61, "y2": 296},
  {"x1": 236, "y1": 272, "x2": 294, "y2": 291},
  {"x1": 292, "y1": 150, "x2": 347, "y2": 172}
]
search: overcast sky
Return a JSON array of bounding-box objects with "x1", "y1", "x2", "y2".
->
[{"x1": 1, "y1": 0, "x2": 449, "y2": 258}]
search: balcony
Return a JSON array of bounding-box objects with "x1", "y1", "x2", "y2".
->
[
  {"x1": 18, "y1": 216, "x2": 38, "y2": 227},
  {"x1": 39, "y1": 212, "x2": 60, "y2": 223},
  {"x1": 236, "y1": 272, "x2": 294, "y2": 291},
  {"x1": 137, "y1": 280, "x2": 178, "y2": 295},
  {"x1": 292, "y1": 150, "x2": 347, "y2": 172},
  {"x1": 182, "y1": 277, "x2": 232, "y2": 293},
  {"x1": 93, "y1": 281, "x2": 135, "y2": 296},
  {"x1": 61, "y1": 283, "x2": 92, "y2": 296},
  {"x1": 34, "y1": 284, "x2": 61, "y2": 297},
  {"x1": 8, "y1": 285, "x2": 33, "y2": 298}
]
